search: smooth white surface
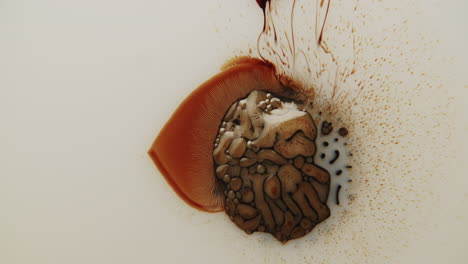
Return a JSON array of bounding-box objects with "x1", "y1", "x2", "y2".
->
[{"x1": 1, "y1": 0, "x2": 467, "y2": 263}]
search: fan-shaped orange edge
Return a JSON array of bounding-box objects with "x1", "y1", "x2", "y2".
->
[{"x1": 148, "y1": 57, "x2": 290, "y2": 212}]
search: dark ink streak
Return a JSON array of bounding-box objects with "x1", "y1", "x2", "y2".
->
[
  {"x1": 335, "y1": 184, "x2": 341, "y2": 205},
  {"x1": 318, "y1": 0, "x2": 331, "y2": 45},
  {"x1": 329, "y1": 150, "x2": 340, "y2": 164},
  {"x1": 290, "y1": 0, "x2": 297, "y2": 69}
]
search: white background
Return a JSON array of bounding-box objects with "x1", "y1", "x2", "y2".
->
[{"x1": 1, "y1": 0, "x2": 467, "y2": 263}]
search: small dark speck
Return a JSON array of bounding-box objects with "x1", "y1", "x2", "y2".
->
[
  {"x1": 321, "y1": 121, "x2": 333, "y2": 135},
  {"x1": 336, "y1": 170, "x2": 343, "y2": 176},
  {"x1": 338, "y1": 127, "x2": 349, "y2": 137},
  {"x1": 320, "y1": 153, "x2": 326, "y2": 159},
  {"x1": 334, "y1": 138, "x2": 338, "y2": 142},
  {"x1": 323, "y1": 141, "x2": 329, "y2": 147},
  {"x1": 346, "y1": 165, "x2": 352, "y2": 169},
  {"x1": 348, "y1": 179, "x2": 352, "y2": 183}
]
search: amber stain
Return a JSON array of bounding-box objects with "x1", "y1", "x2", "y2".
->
[{"x1": 148, "y1": 58, "x2": 296, "y2": 212}]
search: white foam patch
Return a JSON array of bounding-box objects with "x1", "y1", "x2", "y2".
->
[
  {"x1": 265, "y1": 101, "x2": 303, "y2": 122},
  {"x1": 314, "y1": 122, "x2": 352, "y2": 211}
]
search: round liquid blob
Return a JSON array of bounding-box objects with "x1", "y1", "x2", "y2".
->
[
  {"x1": 147, "y1": 0, "x2": 354, "y2": 243},
  {"x1": 214, "y1": 90, "x2": 330, "y2": 242}
]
